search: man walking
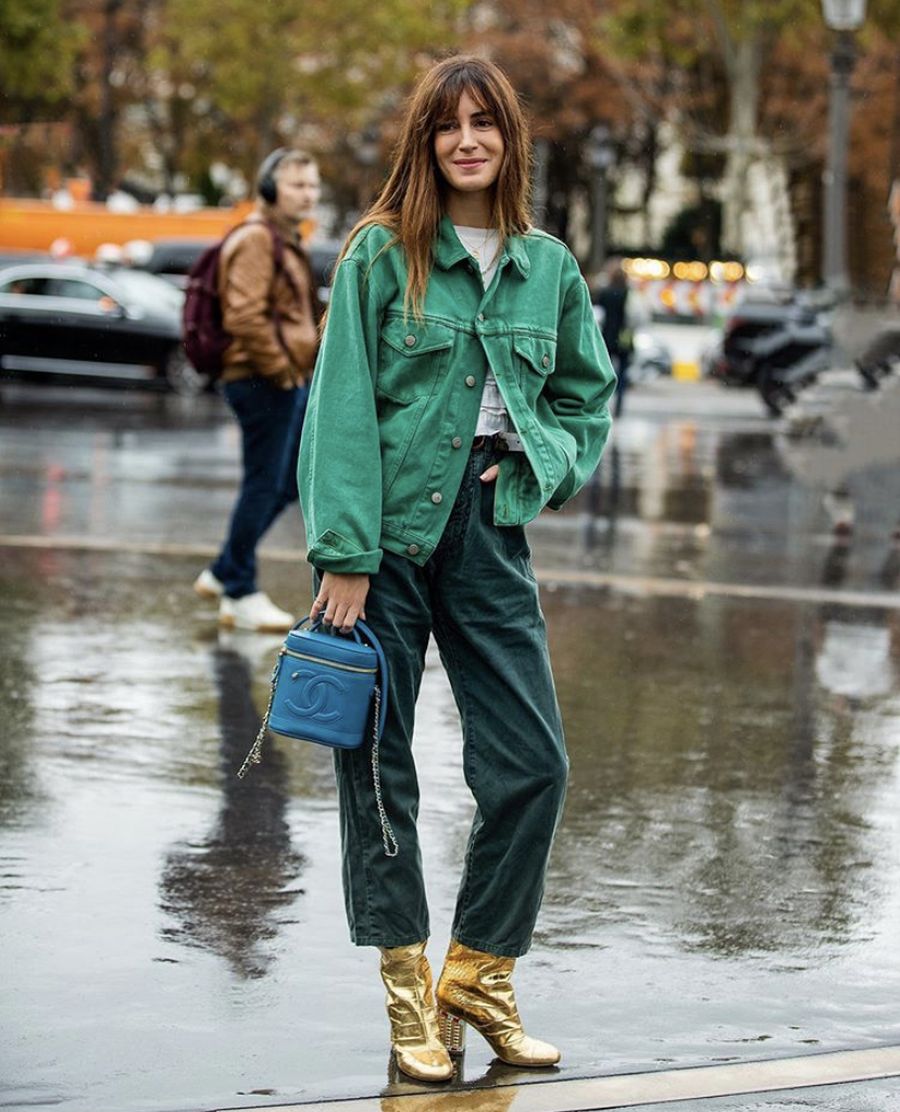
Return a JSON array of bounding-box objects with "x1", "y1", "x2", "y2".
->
[{"x1": 194, "y1": 148, "x2": 323, "y2": 630}]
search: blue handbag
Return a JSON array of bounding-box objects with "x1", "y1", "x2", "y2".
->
[{"x1": 237, "y1": 616, "x2": 398, "y2": 856}]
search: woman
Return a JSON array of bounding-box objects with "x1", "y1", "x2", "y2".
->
[{"x1": 300, "y1": 55, "x2": 615, "y2": 1082}]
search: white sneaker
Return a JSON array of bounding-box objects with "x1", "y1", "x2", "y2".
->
[
  {"x1": 219, "y1": 592, "x2": 294, "y2": 632},
  {"x1": 194, "y1": 568, "x2": 224, "y2": 599}
]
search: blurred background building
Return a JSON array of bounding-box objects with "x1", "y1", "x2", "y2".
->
[{"x1": 0, "y1": 0, "x2": 898, "y2": 299}]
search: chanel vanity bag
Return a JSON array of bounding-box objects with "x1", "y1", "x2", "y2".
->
[{"x1": 238, "y1": 616, "x2": 397, "y2": 854}]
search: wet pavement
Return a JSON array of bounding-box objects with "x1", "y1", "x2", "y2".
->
[{"x1": 1, "y1": 375, "x2": 899, "y2": 1112}]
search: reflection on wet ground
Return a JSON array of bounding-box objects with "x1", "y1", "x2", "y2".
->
[
  {"x1": 158, "y1": 643, "x2": 306, "y2": 980},
  {"x1": 1, "y1": 382, "x2": 899, "y2": 1111}
]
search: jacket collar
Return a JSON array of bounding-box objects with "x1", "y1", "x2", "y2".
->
[{"x1": 434, "y1": 214, "x2": 531, "y2": 279}]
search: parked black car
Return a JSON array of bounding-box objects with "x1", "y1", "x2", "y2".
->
[{"x1": 0, "y1": 261, "x2": 206, "y2": 395}]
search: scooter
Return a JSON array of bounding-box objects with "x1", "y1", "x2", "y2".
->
[
  {"x1": 754, "y1": 301, "x2": 834, "y2": 417},
  {"x1": 708, "y1": 292, "x2": 835, "y2": 416}
]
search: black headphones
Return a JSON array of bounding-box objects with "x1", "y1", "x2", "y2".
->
[{"x1": 256, "y1": 147, "x2": 289, "y2": 205}]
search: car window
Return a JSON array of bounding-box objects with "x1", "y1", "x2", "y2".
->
[
  {"x1": 0, "y1": 275, "x2": 51, "y2": 296},
  {"x1": 47, "y1": 278, "x2": 106, "y2": 301},
  {"x1": 110, "y1": 269, "x2": 184, "y2": 311}
]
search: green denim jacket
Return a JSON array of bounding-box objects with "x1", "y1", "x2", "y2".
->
[{"x1": 299, "y1": 216, "x2": 616, "y2": 574}]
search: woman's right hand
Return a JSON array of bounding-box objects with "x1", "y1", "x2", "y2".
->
[{"x1": 310, "y1": 571, "x2": 370, "y2": 633}]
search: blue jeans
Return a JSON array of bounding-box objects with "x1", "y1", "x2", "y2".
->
[{"x1": 211, "y1": 377, "x2": 308, "y2": 598}]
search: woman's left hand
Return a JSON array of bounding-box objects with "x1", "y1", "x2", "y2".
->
[{"x1": 479, "y1": 464, "x2": 499, "y2": 483}]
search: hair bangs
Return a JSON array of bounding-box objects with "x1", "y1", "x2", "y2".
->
[{"x1": 426, "y1": 66, "x2": 504, "y2": 139}]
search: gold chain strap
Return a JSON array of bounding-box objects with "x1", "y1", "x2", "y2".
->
[
  {"x1": 236, "y1": 649, "x2": 284, "y2": 780},
  {"x1": 370, "y1": 682, "x2": 399, "y2": 857}
]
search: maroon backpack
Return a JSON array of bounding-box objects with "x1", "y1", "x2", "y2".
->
[{"x1": 181, "y1": 223, "x2": 288, "y2": 379}]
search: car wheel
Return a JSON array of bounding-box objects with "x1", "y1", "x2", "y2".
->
[{"x1": 164, "y1": 346, "x2": 209, "y2": 397}]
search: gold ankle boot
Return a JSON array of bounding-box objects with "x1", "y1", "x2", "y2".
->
[
  {"x1": 436, "y1": 940, "x2": 560, "y2": 1067},
  {"x1": 379, "y1": 942, "x2": 453, "y2": 1082}
]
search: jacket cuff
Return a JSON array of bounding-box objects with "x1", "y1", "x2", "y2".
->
[
  {"x1": 306, "y1": 530, "x2": 382, "y2": 575},
  {"x1": 546, "y1": 470, "x2": 578, "y2": 511}
]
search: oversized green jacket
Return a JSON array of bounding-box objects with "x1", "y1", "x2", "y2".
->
[{"x1": 299, "y1": 216, "x2": 616, "y2": 574}]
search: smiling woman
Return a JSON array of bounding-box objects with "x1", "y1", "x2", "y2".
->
[{"x1": 298, "y1": 54, "x2": 616, "y2": 1083}]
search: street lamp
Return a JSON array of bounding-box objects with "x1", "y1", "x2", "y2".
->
[
  {"x1": 821, "y1": 0, "x2": 867, "y2": 294},
  {"x1": 586, "y1": 124, "x2": 615, "y2": 274}
]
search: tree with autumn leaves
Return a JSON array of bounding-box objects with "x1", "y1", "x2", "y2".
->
[
  {"x1": 470, "y1": 0, "x2": 900, "y2": 292},
  {"x1": 1, "y1": 0, "x2": 898, "y2": 294}
]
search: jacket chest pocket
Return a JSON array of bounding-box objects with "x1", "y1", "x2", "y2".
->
[
  {"x1": 377, "y1": 318, "x2": 455, "y2": 402},
  {"x1": 513, "y1": 334, "x2": 557, "y2": 401}
]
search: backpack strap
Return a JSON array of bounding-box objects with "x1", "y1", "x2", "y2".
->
[{"x1": 263, "y1": 221, "x2": 302, "y2": 300}]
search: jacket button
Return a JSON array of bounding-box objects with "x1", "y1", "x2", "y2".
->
[
  {"x1": 465, "y1": 375, "x2": 476, "y2": 387},
  {"x1": 542, "y1": 355, "x2": 550, "y2": 368},
  {"x1": 405, "y1": 335, "x2": 416, "y2": 347},
  {"x1": 477, "y1": 313, "x2": 485, "y2": 322},
  {"x1": 431, "y1": 492, "x2": 443, "y2": 504},
  {"x1": 451, "y1": 436, "x2": 462, "y2": 448},
  {"x1": 407, "y1": 543, "x2": 420, "y2": 555}
]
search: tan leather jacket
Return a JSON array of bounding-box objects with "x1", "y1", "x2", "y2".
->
[{"x1": 218, "y1": 213, "x2": 322, "y2": 388}]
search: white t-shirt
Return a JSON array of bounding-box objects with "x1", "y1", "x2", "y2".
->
[{"x1": 454, "y1": 225, "x2": 508, "y2": 436}]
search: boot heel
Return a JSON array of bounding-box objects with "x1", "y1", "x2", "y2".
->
[{"x1": 438, "y1": 1010, "x2": 466, "y2": 1055}]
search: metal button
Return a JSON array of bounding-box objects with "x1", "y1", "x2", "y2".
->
[
  {"x1": 542, "y1": 355, "x2": 550, "y2": 368},
  {"x1": 405, "y1": 335, "x2": 416, "y2": 347},
  {"x1": 451, "y1": 436, "x2": 462, "y2": 448},
  {"x1": 431, "y1": 492, "x2": 443, "y2": 504},
  {"x1": 465, "y1": 375, "x2": 476, "y2": 387},
  {"x1": 477, "y1": 313, "x2": 485, "y2": 322},
  {"x1": 407, "y1": 543, "x2": 420, "y2": 556}
]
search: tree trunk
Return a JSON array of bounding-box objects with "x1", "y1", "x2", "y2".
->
[
  {"x1": 95, "y1": 0, "x2": 124, "y2": 200},
  {"x1": 720, "y1": 33, "x2": 761, "y2": 257}
]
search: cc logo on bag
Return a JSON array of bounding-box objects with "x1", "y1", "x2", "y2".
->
[{"x1": 285, "y1": 669, "x2": 346, "y2": 721}]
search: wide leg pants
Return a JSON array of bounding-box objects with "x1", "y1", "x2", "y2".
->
[{"x1": 327, "y1": 444, "x2": 568, "y2": 958}]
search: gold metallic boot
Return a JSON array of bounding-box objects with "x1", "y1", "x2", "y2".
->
[
  {"x1": 436, "y1": 940, "x2": 561, "y2": 1067},
  {"x1": 379, "y1": 942, "x2": 453, "y2": 1082}
]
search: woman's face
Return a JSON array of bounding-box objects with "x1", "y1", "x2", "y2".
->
[{"x1": 433, "y1": 89, "x2": 505, "y2": 201}]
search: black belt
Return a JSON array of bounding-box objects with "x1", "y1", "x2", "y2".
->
[{"x1": 471, "y1": 432, "x2": 524, "y2": 452}]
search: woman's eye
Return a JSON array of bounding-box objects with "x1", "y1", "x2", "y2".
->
[
  {"x1": 436, "y1": 120, "x2": 457, "y2": 133},
  {"x1": 474, "y1": 117, "x2": 495, "y2": 128}
]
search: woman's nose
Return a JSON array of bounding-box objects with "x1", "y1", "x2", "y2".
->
[{"x1": 458, "y1": 126, "x2": 478, "y2": 150}]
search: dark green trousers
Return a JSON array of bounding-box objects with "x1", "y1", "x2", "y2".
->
[{"x1": 323, "y1": 444, "x2": 568, "y2": 958}]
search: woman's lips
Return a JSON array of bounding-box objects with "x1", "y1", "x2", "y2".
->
[{"x1": 454, "y1": 159, "x2": 487, "y2": 167}]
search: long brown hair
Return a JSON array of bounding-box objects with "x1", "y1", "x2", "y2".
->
[{"x1": 342, "y1": 55, "x2": 532, "y2": 318}]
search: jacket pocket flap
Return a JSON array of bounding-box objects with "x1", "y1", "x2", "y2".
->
[
  {"x1": 382, "y1": 317, "x2": 455, "y2": 356},
  {"x1": 513, "y1": 334, "x2": 556, "y2": 375}
]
